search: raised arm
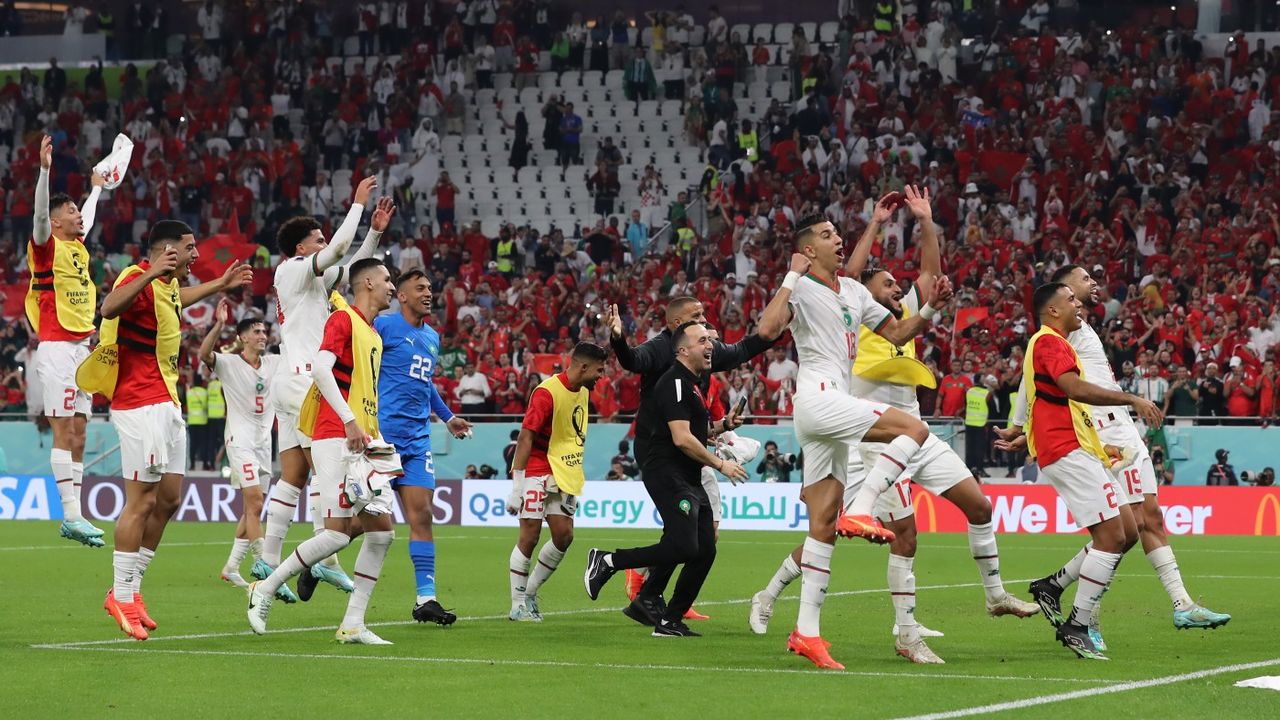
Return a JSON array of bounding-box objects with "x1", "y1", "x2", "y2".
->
[
  {"x1": 81, "y1": 172, "x2": 107, "y2": 236},
  {"x1": 844, "y1": 192, "x2": 896, "y2": 277},
  {"x1": 33, "y1": 136, "x2": 53, "y2": 245},
  {"x1": 179, "y1": 260, "x2": 252, "y2": 308},
  {"x1": 756, "y1": 253, "x2": 810, "y2": 340},
  {"x1": 904, "y1": 185, "x2": 941, "y2": 294},
  {"x1": 198, "y1": 298, "x2": 232, "y2": 370},
  {"x1": 875, "y1": 275, "x2": 952, "y2": 346},
  {"x1": 315, "y1": 176, "x2": 376, "y2": 279},
  {"x1": 710, "y1": 333, "x2": 777, "y2": 372},
  {"x1": 323, "y1": 194, "x2": 393, "y2": 289},
  {"x1": 605, "y1": 302, "x2": 665, "y2": 373}
]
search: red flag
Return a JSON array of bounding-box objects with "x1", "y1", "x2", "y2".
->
[
  {"x1": 954, "y1": 307, "x2": 990, "y2": 334},
  {"x1": 954, "y1": 151, "x2": 1028, "y2": 190},
  {"x1": 190, "y1": 233, "x2": 260, "y2": 283},
  {"x1": 2, "y1": 284, "x2": 27, "y2": 319}
]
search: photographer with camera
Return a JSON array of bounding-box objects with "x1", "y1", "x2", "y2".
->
[{"x1": 755, "y1": 440, "x2": 795, "y2": 483}]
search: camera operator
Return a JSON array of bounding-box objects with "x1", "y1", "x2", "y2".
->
[{"x1": 755, "y1": 440, "x2": 795, "y2": 482}]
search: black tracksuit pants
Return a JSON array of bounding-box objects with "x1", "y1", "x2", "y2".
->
[{"x1": 609, "y1": 466, "x2": 716, "y2": 621}]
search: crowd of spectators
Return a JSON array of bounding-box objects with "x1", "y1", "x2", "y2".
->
[{"x1": 0, "y1": 0, "x2": 1279, "y2": 444}]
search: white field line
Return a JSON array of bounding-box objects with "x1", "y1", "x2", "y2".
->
[
  {"x1": 889, "y1": 658, "x2": 1280, "y2": 720},
  {"x1": 28, "y1": 644, "x2": 1123, "y2": 684}
]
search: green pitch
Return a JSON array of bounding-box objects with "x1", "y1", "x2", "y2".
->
[{"x1": 3, "y1": 521, "x2": 1277, "y2": 719}]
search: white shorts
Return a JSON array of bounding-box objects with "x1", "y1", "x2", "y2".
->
[
  {"x1": 844, "y1": 434, "x2": 969, "y2": 522},
  {"x1": 276, "y1": 410, "x2": 312, "y2": 452},
  {"x1": 700, "y1": 466, "x2": 722, "y2": 523},
  {"x1": 793, "y1": 387, "x2": 890, "y2": 487},
  {"x1": 36, "y1": 340, "x2": 91, "y2": 417},
  {"x1": 311, "y1": 438, "x2": 355, "y2": 519},
  {"x1": 518, "y1": 474, "x2": 579, "y2": 520},
  {"x1": 1095, "y1": 412, "x2": 1157, "y2": 502},
  {"x1": 226, "y1": 443, "x2": 272, "y2": 490},
  {"x1": 1041, "y1": 449, "x2": 1121, "y2": 528},
  {"x1": 113, "y1": 402, "x2": 187, "y2": 483}
]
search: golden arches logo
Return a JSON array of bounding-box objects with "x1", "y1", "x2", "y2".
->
[
  {"x1": 1255, "y1": 493, "x2": 1280, "y2": 536},
  {"x1": 912, "y1": 490, "x2": 937, "y2": 533}
]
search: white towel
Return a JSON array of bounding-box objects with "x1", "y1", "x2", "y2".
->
[
  {"x1": 342, "y1": 439, "x2": 404, "y2": 516},
  {"x1": 92, "y1": 134, "x2": 135, "y2": 190},
  {"x1": 718, "y1": 431, "x2": 761, "y2": 464}
]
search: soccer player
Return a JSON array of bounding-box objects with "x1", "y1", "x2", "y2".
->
[
  {"x1": 87, "y1": 220, "x2": 252, "y2": 640},
  {"x1": 29, "y1": 135, "x2": 108, "y2": 546},
  {"x1": 504, "y1": 341, "x2": 608, "y2": 622},
  {"x1": 999, "y1": 266, "x2": 1230, "y2": 648},
  {"x1": 247, "y1": 258, "x2": 400, "y2": 644},
  {"x1": 749, "y1": 189, "x2": 1037, "y2": 664},
  {"x1": 258, "y1": 185, "x2": 393, "y2": 600},
  {"x1": 583, "y1": 323, "x2": 749, "y2": 637},
  {"x1": 603, "y1": 296, "x2": 775, "y2": 625},
  {"x1": 1004, "y1": 282, "x2": 1163, "y2": 659},
  {"x1": 198, "y1": 298, "x2": 282, "y2": 589},
  {"x1": 749, "y1": 215, "x2": 951, "y2": 669},
  {"x1": 374, "y1": 267, "x2": 473, "y2": 626}
]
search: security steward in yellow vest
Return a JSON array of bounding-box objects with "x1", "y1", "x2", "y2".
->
[
  {"x1": 736, "y1": 119, "x2": 759, "y2": 162},
  {"x1": 495, "y1": 231, "x2": 517, "y2": 276},
  {"x1": 874, "y1": 1, "x2": 896, "y2": 34},
  {"x1": 506, "y1": 342, "x2": 609, "y2": 606},
  {"x1": 204, "y1": 378, "x2": 226, "y2": 470},
  {"x1": 187, "y1": 381, "x2": 209, "y2": 470},
  {"x1": 964, "y1": 380, "x2": 993, "y2": 477}
]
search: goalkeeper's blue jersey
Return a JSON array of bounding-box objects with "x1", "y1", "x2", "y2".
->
[{"x1": 373, "y1": 312, "x2": 452, "y2": 457}]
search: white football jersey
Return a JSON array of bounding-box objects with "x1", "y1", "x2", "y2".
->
[
  {"x1": 1068, "y1": 321, "x2": 1128, "y2": 417},
  {"x1": 213, "y1": 352, "x2": 282, "y2": 448},
  {"x1": 787, "y1": 274, "x2": 891, "y2": 396},
  {"x1": 273, "y1": 255, "x2": 333, "y2": 377},
  {"x1": 847, "y1": 286, "x2": 921, "y2": 416}
]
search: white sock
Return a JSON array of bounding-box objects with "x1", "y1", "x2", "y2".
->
[
  {"x1": 509, "y1": 546, "x2": 530, "y2": 607},
  {"x1": 225, "y1": 538, "x2": 250, "y2": 572},
  {"x1": 113, "y1": 551, "x2": 137, "y2": 601},
  {"x1": 887, "y1": 553, "x2": 917, "y2": 638},
  {"x1": 262, "y1": 529, "x2": 350, "y2": 596},
  {"x1": 342, "y1": 530, "x2": 394, "y2": 629},
  {"x1": 1052, "y1": 543, "x2": 1092, "y2": 590},
  {"x1": 1070, "y1": 548, "x2": 1121, "y2": 627},
  {"x1": 763, "y1": 554, "x2": 801, "y2": 601},
  {"x1": 52, "y1": 448, "x2": 79, "y2": 521},
  {"x1": 968, "y1": 521, "x2": 1005, "y2": 602},
  {"x1": 1147, "y1": 545, "x2": 1194, "y2": 611},
  {"x1": 848, "y1": 436, "x2": 920, "y2": 517},
  {"x1": 796, "y1": 537, "x2": 833, "y2": 636},
  {"x1": 248, "y1": 537, "x2": 264, "y2": 562},
  {"x1": 135, "y1": 547, "x2": 155, "y2": 595},
  {"x1": 525, "y1": 541, "x2": 566, "y2": 599},
  {"x1": 310, "y1": 489, "x2": 324, "y2": 534},
  {"x1": 263, "y1": 482, "x2": 301, "y2": 566},
  {"x1": 71, "y1": 461, "x2": 85, "y2": 518}
]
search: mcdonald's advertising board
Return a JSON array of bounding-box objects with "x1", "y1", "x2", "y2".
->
[{"x1": 1, "y1": 475, "x2": 1277, "y2": 536}]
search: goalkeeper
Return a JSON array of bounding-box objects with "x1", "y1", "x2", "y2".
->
[{"x1": 246, "y1": 258, "x2": 399, "y2": 645}]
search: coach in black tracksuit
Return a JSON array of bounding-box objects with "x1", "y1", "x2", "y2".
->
[
  {"x1": 605, "y1": 296, "x2": 777, "y2": 622},
  {"x1": 583, "y1": 322, "x2": 749, "y2": 635}
]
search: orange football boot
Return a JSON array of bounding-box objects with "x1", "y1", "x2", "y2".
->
[
  {"x1": 683, "y1": 606, "x2": 711, "y2": 621},
  {"x1": 103, "y1": 589, "x2": 148, "y2": 641},
  {"x1": 624, "y1": 569, "x2": 644, "y2": 601},
  {"x1": 787, "y1": 629, "x2": 844, "y2": 669},
  {"x1": 134, "y1": 592, "x2": 158, "y2": 631},
  {"x1": 836, "y1": 513, "x2": 895, "y2": 544}
]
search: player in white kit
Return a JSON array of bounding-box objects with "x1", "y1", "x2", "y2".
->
[
  {"x1": 256, "y1": 179, "x2": 394, "y2": 600},
  {"x1": 998, "y1": 265, "x2": 1230, "y2": 649},
  {"x1": 754, "y1": 214, "x2": 952, "y2": 670},
  {"x1": 749, "y1": 189, "x2": 1037, "y2": 665},
  {"x1": 199, "y1": 298, "x2": 283, "y2": 589}
]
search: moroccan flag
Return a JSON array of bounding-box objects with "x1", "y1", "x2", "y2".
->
[
  {"x1": 190, "y1": 232, "x2": 260, "y2": 283},
  {"x1": 954, "y1": 307, "x2": 990, "y2": 334}
]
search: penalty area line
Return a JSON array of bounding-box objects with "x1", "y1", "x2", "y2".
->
[
  {"x1": 29, "y1": 645, "x2": 1117, "y2": 684},
  {"x1": 889, "y1": 658, "x2": 1280, "y2": 720}
]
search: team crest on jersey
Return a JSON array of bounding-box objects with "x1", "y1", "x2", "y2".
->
[
  {"x1": 678, "y1": 499, "x2": 691, "y2": 515},
  {"x1": 842, "y1": 308, "x2": 853, "y2": 328}
]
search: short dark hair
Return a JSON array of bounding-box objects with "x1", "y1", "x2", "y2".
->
[
  {"x1": 1049, "y1": 264, "x2": 1082, "y2": 283},
  {"x1": 860, "y1": 267, "x2": 889, "y2": 284},
  {"x1": 666, "y1": 296, "x2": 701, "y2": 324},
  {"x1": 1032, "y1": 282, "x2": 1069, "y2": 318},
  {"x1": 276, "y1": 216, "x2": 322, "y2": 257},
  {"x1": 792, "y1": 213, "x2": 828, "y2": 248},
  {"x1": 147, "y1": 219, "x2": 194, "y2": 249},
  {"x1": 48, "y1": 192, "x2": 74, "y2": 213},
  {"x1": 395, "y1": 268, "x2": 427, "y2": 289},
  {"x1": 235, "y1": 317, "x2": 264, "y2": 334},
  {"x1": 571, "y1": 341, "x2": 608, "y2": 363},
  {"x1": 673, "y1": 320, "x2": 703, "y2": 348},
  {"x1": 349, "y1": 257, "x2": 388, "y2": 287}
]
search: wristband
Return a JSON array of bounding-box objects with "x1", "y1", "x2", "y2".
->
[
  {"x1": 781, "y1": 271, "x2": 801, "y2": 291},
  {"x1": 919, "y1": 303, "x2": 938, "y2": 321},
  {"x1": 513, "y1": 469, "x2": 526, "y2": 485}
]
